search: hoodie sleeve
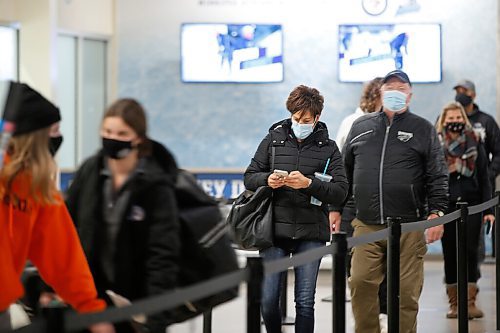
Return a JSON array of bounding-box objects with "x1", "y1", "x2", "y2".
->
[
  {"x1": 28, "y1": 195, "x2": 106, "y2": 313},
  {"x1": 484, "y1": 114, "x2": 500, "y2": 179},
  {"x1": 477, "y1": 142, "x2": 493, "y2": 214}
]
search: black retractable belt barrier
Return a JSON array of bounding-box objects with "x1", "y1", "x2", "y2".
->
[
  {"x1": 495, "y1": 191, "x2": 500, "y2": 331},
  {"x1": 247, "y1": 256, "x2": 263, "y2": 333},
  {"x1": 456, "y1": 202, "x2": 469, "y2": 333},
  {"x1": 331, "y1": 232, "x2": 347, "y2": 333},
  {"x1": 203, "y1": 310, "x2": 212, "y2": 333},
  {"x1": 42, "y1": 305, "x2": 65, "y2": 333},
  {"x1": 387, "y1": 217, "x2": 401, "y2": 333}
]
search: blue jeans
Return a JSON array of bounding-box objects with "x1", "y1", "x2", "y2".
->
[{"x1": 260, "y1": 240, "x2": 323, "y2": 333}]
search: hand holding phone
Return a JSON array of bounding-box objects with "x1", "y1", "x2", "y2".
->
[{"x1": 273, "y1": 169, "x2": 289, "y2": 179}]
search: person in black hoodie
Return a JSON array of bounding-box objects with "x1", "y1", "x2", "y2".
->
[
  {"x1": 65, "y1": 98, "x2": 180, "y2": 333},
  {"x1": 453, "y1": 80, "x2": 500, "y2": 187},
  {"x1": 244, "y1": 85, "x2": 348, "y2": 333},
  {"x1": 436, "y1": 102, "x2": 495, "y2": 320}
]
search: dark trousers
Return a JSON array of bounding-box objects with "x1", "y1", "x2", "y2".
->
[{"x1": 441, "y1": 204, "x2": 482, "y2": 284}]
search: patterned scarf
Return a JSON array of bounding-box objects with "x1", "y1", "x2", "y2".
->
[{"x1": 441, "y1": 129, "x2": 478, "y2": 177}]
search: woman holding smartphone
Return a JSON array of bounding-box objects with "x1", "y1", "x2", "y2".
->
[{"x1": 244, "y1": 85, "x2": 348, "y2": 333}]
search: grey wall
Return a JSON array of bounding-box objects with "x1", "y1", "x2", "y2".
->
[{"x1": 117, "y1": 0, "x2": 498, "y2": 169}]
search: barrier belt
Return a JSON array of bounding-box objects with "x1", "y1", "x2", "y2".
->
[
  {"x1": 468, "y1": 196, "x2": 498, "y2": 215},
  {"x1": 10, "y1": 197, "x2": 499, "y2": 332},
  {"x1": 402, "y1": 210, "x2": 461, "y2": 233},
  {"x1": 65, "y1": 269, "x2": 248, "y2": 331},
  {"x1": 347, "y1": 228, "x2": 388, "y2": 249},
  {"x1": 264, "y1": 244, "x2": 332, "y2": 275}
]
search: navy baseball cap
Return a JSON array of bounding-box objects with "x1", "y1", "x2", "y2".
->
[{"x1": 382, "y1": 70, "x2": 412, "y2": 86}]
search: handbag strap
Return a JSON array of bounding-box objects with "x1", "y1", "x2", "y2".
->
[{"x1": 271, "y1": 146, "x2": 276, "y2": 171}]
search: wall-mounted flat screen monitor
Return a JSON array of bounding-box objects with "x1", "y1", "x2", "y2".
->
[
  {"x1": 338, "y1": 23, "x2": 442, "y2": 83},
  {"x1": 181, "y1": 23, "x2": 283, "y2": 83}
]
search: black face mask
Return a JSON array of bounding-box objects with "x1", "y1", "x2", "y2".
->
[
  {"x1": 49, "y1": 136, "x2": 63, "y2": 156},
  {"x1": 445, "y1": 122, "x2": 466, "y2": 134},
  {"x1": 102, "y1": 137, "x2": 134, "y2": 159},
  {"x1": 455, "y1": 93, "x2": 473, "y2": 108}
]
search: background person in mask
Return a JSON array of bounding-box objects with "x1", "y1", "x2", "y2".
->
[
  {"x1": 244, "y1": 85, "x2": 348, "y2": 333},
  {"x1": 65, "y1": 98, "x2": 180, "y2": 333},
  {"x1": 453, "y1": 79, "x2": 500, "y2": 268},
  {"x1": 453, "y1": 79, "x2": 500, "y2": 190},
  {"x1": 0, "y1": 83, "x2": 114, "y2": 333},
  {"x1": 339, "y1": 70, "x2": 448, "y2": 333},
  {"x1": 435, "y1": 102, "x2": 494, "y2": 320}
]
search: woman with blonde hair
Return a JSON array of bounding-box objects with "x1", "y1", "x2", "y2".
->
[
  {"x1": 436, "y1": 101, "x2": 494, "y2": 319},
  {"x1": 0, "y1": 83, "x2": 114, "y2": 333}
]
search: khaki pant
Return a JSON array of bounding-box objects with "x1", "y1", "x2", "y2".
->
[{"x1": 350, "y1": 219, "x2": 427, "y2": 333}]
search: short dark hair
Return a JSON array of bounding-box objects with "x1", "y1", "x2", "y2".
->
[
  {"x1": 103, "y1": 98, "x2": 152, "y2": 156},
  {"x1": 286, "y1": 85, "x2": 324, "y2": 118}
]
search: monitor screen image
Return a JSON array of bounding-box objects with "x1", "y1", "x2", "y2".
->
[
  {"x1": 181, "y1": 23, "x2": 283, "y2": 83},
  {"x1": 338, "y1": 23, "x2": 442, "y2": 83}
]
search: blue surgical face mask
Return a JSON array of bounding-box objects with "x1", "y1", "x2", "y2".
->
[
  {"x1": 291, "y1": 118, "x2": 316, "y2": 140},
  {"x1": 382, "y1": 90, "x2": 408, "y2": 112}
]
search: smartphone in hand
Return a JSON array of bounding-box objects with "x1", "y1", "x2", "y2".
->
[{"x1": 273, "y1": 169, "x2": 289, "y2": 179}]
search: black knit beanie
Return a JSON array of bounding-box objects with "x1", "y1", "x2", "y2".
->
[{"x1": 5, "y1": 83, "x2": 61, "y2": 136}]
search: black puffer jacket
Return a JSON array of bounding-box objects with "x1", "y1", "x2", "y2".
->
[
  {"x1": 343, "y1": 111, "x2": 448, "y2": 225},
  {"x1": 244, "y1": 119, "x2": 348, "y2": 242},
  {"x1": 65, "y1": 140, "x2": 179, "y2": 333}
]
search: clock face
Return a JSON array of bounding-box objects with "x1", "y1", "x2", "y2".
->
[{"x1": 362, "y1": 0, "x2": 388, "y2": 16}]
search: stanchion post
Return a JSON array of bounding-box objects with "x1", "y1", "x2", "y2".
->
[
  {"x1": 495, "y1": 191, "x2": 500, "y2": 331},
  {"x1": 387, "y1": 217, "x2": 401, "y2": 333},
  {"x1": 331, "y1": 232, "x2": 347, "y2": 333},
  {"x1": 457, "y1": 202, "x2": 469, "y2": 333},
  {"x1": 247, "y1": 256, "x2": 263, "y2": 333},
  {"x1": 203, "y1": 309, "x2": 212, "y2": 333},
  {"x1": 42, "y1": 304, "x2": 65, "y2": 333}
]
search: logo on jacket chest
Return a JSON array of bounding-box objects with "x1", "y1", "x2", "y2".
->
[
  {"x1": 128, "y1": 205, "x2": 146, "y2": 222},
  {"x1": 397, "y1": 131, "x2": 413, "y2": 143}
]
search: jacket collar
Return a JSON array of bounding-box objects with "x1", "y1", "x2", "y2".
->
[
  {"x1": 269, "y1": 118, "x2": 330, "y2": 146},
  {"x1": 379, "y1": 108, "x2": 411, "y2": 124}
]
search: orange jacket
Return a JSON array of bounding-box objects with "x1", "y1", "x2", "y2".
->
[{"x1": 0, "y1": 170, "x2": 106, "y2": 313}]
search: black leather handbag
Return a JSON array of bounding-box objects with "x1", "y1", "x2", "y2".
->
[
  {"x1": 226, "y1": 147, "x2": 275, "y2": 250},
  {"x1": 227, "y1": 186, "x2": 273, "y2": 250}
]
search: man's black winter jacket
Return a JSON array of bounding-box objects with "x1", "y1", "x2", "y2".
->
[
  {"x1": 244, "y1": 119, "x2": 348, "y2": 242},
  {"x1": 343, "y1": 110, "x2": 448, "y2": 225}
]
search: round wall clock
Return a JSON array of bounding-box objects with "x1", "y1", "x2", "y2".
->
[{"x1": 362, "y1": 0, "x2": 388, "y2": 16}]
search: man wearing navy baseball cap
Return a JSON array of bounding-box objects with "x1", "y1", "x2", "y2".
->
[
  {"x1": 337, "y1": 69, "x2": 448, "y2": 333},
  {"x1": 382, "y1": 69, "x2": 412, "y2": 86}
]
